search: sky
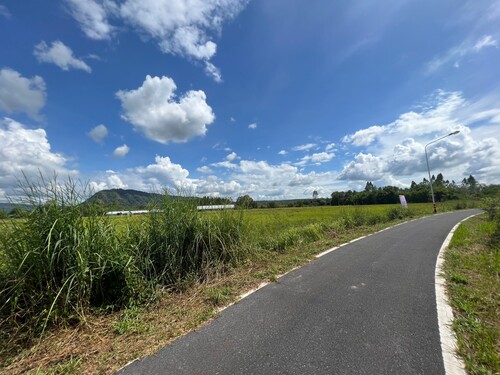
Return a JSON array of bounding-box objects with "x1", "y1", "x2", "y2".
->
[{"x1": 0, "y1": 0, "x2": 499, "y2": 202}]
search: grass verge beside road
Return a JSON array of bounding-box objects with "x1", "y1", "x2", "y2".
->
[
  {"x1": 0, "y1": 194, "x2": 475, "y2": 374},
  {"x1": 444, "y1": 214, "x2": 500, "y2": 374}
]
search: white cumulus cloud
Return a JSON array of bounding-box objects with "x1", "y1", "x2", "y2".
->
[
  {"x1": 226, "y1": 152, "x2": 238, "y2": 161},
  {"x1": 34, "y1": 40, "x2": 91, "y2": 73},
  {"x1": 195, "y1": 176, "x2": 241, "y2": 196},
  {"x1": 325, "y1": 143, "x2": 336, "y2": 151},
  {"x1": 296, "y1": 152, "x2": 335, "y2": 166},
  {"x1": 90, "y1": 153, "x2": 340, "y2": 201},
  {"x1": 197, "y1": 165, "x2": 213, "y2": 174},
  {"x1": 0, "y1": 68, "x2": 46, "y2": 120},
  {"x1": 0, "y1": 118, "x2": 76, "y2": 200},
  {"x1": 88, "y1": 124, "x2": 108, "y2": 143},
  {"x1": 339, "y1": 91, "x2": 500, "y2": 184},
  {"x1": 65, "y1": 0, "x2": 116, "y2": 40},
  {"x1": 66, "y1": 0, "x2": 249, "y2": 81},
  {"x1": 248, "y1": 123, "x2": 257, "y2": 129},
  {"x1": 338, "y1": 153, "x2": 386, "y2": 181},
  {"x1": 113, "y1": 144, "x2": 129, "y2": 157},
  {"x1": 91, "y1": 155, "x2": 193, "y2": 193},
  {"x1": 343, "y1": 91, "x2": 464, "y2": 147},
  {"x1": 342, "y1": 126, "x2": 384, "y2": 146},
  {"x1": 116, "y1": 75, "x2": 215, "y2": 144},
  {"x1": 137, "y1": 156, "x2": 190, "y2": 184}
]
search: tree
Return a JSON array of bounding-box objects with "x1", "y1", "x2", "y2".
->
[
  {"x1": 235, "y1": 195, "x2": 257, "y2": 209},
  {"x1": 330, "y1": 191, "x2": 343, "y2": 206},
  {"x1": 267, "y1": 201, "x2": 277, "y2": 209},
  {"x1": 312, "y1": 190, "x2": 318, "y2": 200},
  {"x1": 364, "y1": 181, "x2": 376, "y2": 192},
  {"x1": 435, "y1": 173, "x2": 444, "y2": 186},
  {"x1": 467, "y1": 174, "x2": 477, "y2": 188}
]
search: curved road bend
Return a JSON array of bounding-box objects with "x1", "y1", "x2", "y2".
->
[{"x1": 120, "y1": 210, "x2": 480, "y2": 375}]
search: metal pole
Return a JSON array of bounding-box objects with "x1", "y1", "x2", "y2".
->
[
  {"x1": 425, "y1": 144, "x2": 437, "y2": 213},
  {"x1": 424, "y1": 131, "x2": 460, "y2": 214}
]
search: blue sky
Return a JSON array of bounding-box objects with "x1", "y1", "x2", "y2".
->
[{"x1": 0, "y1": 0, "x2": 499, "y2": 201}]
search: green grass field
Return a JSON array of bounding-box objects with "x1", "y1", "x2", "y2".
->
[
  {"x1": 0, "y1": 195, "x2": 479, "y2": 374},
  {"x1": 111, "y1": 201, "x2": 461, "y2": 234}
]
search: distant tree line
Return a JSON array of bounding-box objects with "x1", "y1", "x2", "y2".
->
[
  {"x1": 330, "y1": 174, "x2": 491, "y2": 206},
  {"x1": 232, "y1": 173, "x2": 500, "y2": 210},
  {"x1": 194, "y1": 196, "x2": 233, "y2": 206}
]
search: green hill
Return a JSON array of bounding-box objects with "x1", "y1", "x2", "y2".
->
[{"x1": 86, "y1": 189, "x2": 165, "y2": 209}]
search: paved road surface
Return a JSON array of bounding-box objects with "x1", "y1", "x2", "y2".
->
[{"x1": 120, "y1": 210, "x2": 479, "y2": 375}]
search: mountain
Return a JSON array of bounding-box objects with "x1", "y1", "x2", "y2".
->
[
  {"x1": 0, "y1": 203, "x2": 30, "y2": 213},
  {"x1": 86, "y1": 189, "x2": 165, "y2": 209}
]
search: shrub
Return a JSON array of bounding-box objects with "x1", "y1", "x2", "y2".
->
[{"x1": 481, "y1": 197, "x2": 499, "y2": 221}]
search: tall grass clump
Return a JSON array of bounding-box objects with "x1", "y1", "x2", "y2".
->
[
  {"x1": 0, "y1": 176, "x2": 136, "y2": 338},
  {"x1": 131, "y1": 195, "x2": 247, "y2": 287},
  {"x1": 386, "y1": 206, "x2": 414, "y2": 221}
]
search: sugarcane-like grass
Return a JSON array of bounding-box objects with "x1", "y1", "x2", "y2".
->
[{"x1": 0, "y1": 177, "x2": 246, "y2": 351}]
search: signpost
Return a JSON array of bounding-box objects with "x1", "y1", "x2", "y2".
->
[{"x1": 399, "y1": 195, "x2": 408, "y2": 209}]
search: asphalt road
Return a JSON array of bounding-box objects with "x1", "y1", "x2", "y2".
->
[{"x1": 120, "y1": 210, "x2": 479, "y2": 375}]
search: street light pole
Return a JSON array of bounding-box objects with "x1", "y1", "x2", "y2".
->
[{"x1": 424, "y1": 130, "x2": 460, "y2": 214}]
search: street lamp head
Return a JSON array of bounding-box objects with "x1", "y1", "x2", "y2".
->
[{"x1": 449, "y1": 130, "x2": 460, "y2": 136}]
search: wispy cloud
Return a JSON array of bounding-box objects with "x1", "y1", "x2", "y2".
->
[
  {"x1": 426, "y1": 34, "x2": 497, "y2": 74},
  {"x1": 473, "y1": 35, "x2": 498, "y2": 51},
  {"x1": 0, "y1": 5, "x2": 11, "y2": 18},
  {"x1": 292, "y1": 143, "x2": 317, "y2": 152},
  {"x1": 248, "y1": 123, "x2": 257, "y2": 129}
]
